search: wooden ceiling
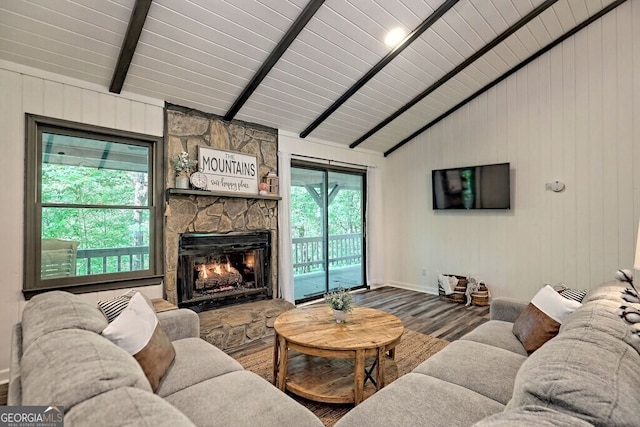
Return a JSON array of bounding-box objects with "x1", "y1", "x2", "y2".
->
[{"x1": 0, "y1": 0, "x2": 625, "y2": 156}]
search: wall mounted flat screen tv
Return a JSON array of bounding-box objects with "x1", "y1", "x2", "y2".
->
[{"x1": 432, "y1": 162, "x2": 511, "y2": 210}]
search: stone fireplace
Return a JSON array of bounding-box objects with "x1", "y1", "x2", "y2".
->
[
  {"x1": 177, "y1": 231, "x2": 272, "y2": 309},
  {"x1": 164, "y1": 106, "x2": 278, "y2": 306}
]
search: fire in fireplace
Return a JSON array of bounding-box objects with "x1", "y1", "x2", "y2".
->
[{"x1": 177, "y1": 231, "x2": 272, "y2": 309}]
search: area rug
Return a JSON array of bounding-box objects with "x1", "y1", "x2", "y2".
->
[{"x1": 234, "y1": 329, "x2": 448, "y2": 426}]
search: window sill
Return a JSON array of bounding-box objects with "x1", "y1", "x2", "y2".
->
[{"x1": 22, "y1": 275, "x2": 164, "y2": 300}]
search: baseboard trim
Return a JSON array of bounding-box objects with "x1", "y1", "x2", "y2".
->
[{"x1": 382, "y1": 281, "x2": 439, "y2": 295}]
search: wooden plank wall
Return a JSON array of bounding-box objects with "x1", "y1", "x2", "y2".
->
[
  {"x1": 0, "y1": 63, "x2": 165, "y2": 383},
  {"x1": 382, "y1": 1, "x2": 640, "y2": 301}
]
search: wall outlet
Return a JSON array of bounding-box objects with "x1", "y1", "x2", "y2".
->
[{"x1": 422, "y1": 268, "x2": 427, "y2": 276}]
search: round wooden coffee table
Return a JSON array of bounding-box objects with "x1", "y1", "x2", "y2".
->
[{"x1": 273, "y1": 305, "x2": 404, "y2": 405}]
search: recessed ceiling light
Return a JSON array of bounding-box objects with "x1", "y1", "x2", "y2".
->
[{"x1": 384, "y1": 27, "x2": 406, "y2": 47}]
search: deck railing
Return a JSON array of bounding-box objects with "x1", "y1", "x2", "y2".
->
[
  {"x1": 76, "y1": 246, "x2": 149, "y2": 275},
  {"x1": 292, "y1": 233, "x2": 362, "y2": 274},
  {"x1": 75, "y1": 234, "x2": 361, "y2": 276}
]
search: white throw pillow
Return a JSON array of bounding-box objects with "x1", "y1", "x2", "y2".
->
[
  {"x1": 101, "y1": 292, "x2": 175, "y2": 392},
  {"x1": 102, "y1": 292, "x2": 158, "y2": 355},
  {"x1": 531, "y1": 285, "x2": 581, "y2": 324},
  {"x1": 438, "y1": 274, "x2": 458, "y2": 295}
]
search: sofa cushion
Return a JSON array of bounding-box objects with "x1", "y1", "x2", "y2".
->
[
  {"x1": 460, "y1": 320, "x2": 528, "y2": 356},
  {"x1": 165, "y1": 370, "x2": 324, "y2": 427},
  {"x1": 157, "y1": 309, "x2": 200, "y2": 341},
  {"x1": 581, "y1": 280, "x2": 628, "y2": 304},
  {"x1": 563, "y1": 287, "x2": 640, "y2": 354},
  {"x1": 334, "y1": 373, "x2": 504, "y2": 427},
  {"x1": 490, "y1": 298, "x2": 528, "y2": 323},
  {"x1": 512, "y1": 285, "x2": 580, "y2": 353},
  {"x1": 21, "y1": 291, "x2": 107, "y2": 351},
  {"x1": 21, "y1": 329, "x2": 150, "y2": 410},
  {"x1": 155, "y1": 337, "x2": 243, "y2": 398},
  {"x1": 65, "y1": 387, "x2": 195, "y2": 427},
  {"x1": 473, "y1": 405, "x2": 594, "y2": 426},
  {"x1": 102, "y1": 292, "x2": 176, "y2": 392},
  {"x1": 508, "y1": 298, "x2": 640, "y2": 426},
  {"x1": 413, "y1": 340, "x2": 526, "y2": 404}
]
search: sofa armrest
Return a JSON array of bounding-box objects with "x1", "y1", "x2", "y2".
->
[
  {"x1": 8, "y1": 323, "x2": 23, "y2": 406},
  {"x1": 157, "y1": 309, "x2": 200, "y2": 341},
  {"x1": 490, "y1": 297, "x2": 528, "y2": 323}
]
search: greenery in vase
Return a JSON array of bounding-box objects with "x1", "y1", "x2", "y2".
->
[
  {"x1": 171, "y1": 151, "x2": 198, "y2": 176},
  {"x1": 324, "y1": 287, "x2": 354, "y2": 312}
]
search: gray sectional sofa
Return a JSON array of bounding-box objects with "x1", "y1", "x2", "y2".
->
[
  {"x1": 337, "y1": 280, "x2": 640, "y2": 426},
  {"x1": 11, "y1": 281, "x2": 640, "y2": 426},
  {"x1": 8, "y1": 291, "x2": 323, "y2": 427}
]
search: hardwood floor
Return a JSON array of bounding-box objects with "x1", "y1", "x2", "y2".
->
[
  {"x1": 228, "y1": 286, "x2": 490, "y2": 358},
  {"x1": 0, "y1": 286, "x2": 489, "y2": 406},
  {"x1": 353, "y1": 286, "x2": 490, "y2": 341}
]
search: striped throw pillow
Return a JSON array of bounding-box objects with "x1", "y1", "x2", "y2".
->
[
  {"x1": 98, "y1": 290, "x2": 138, "y2": 323},
  {"x1": 559, "y1": 288, "x2": 588, "y2": 303}
]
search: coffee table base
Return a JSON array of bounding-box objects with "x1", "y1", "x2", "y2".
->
[
  {"x1": 285, "y1": 351, "x2": 398, "y2": 404},
  {"x1": 273, "y1": 306, "x2": 404, "y2": 405}
]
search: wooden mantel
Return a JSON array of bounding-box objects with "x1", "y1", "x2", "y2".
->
[{"x1": 166, "y1": 188, "x2": 281, "y2": 201}]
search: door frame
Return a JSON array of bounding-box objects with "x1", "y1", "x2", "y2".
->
[{"x1": 291, "y1": 160, "x2": 368, "y2": 304}]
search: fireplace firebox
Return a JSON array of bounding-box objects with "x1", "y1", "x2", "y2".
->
[{"x1": 177, "y1": 231, "x2": 272, "y2": 309}]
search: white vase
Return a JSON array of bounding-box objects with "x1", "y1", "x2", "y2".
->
[
  {"x1": 175, "y1": 174, "x2": 189, "y2": 189},
  {"x1": 333, "y1": 309, "x2": 347, "y2": 323}
]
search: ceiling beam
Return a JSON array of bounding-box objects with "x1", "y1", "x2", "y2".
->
[
  {"x1": 299, "y1": 0, "x2": 459, "y2": 139},
  {"x1": 350, "y1": 0, "x2": 558, "y2": 149},
  {"x1": 224, "y1": 0, "x2": 325, "y2": 121},
  {"x1": 109, "y1": 0, "x2": 153, "y2": 94},
  {"x1": 383, "y1": 0, "x2": 628, "y2": 157}
]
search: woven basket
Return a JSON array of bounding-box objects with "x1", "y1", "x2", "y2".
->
[
  {"x1": 438, "y1": 275, "x2": 468, "y2": 303},
  {"x1": 471, "y1": 283, "x2": 489, "y2": 306}
]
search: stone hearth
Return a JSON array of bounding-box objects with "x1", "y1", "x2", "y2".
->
[{"x1": 199, "y1": 299, "x2": 294, "y2": 350}]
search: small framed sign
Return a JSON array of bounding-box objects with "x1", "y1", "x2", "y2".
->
[{"x1": 197, "y1": 147, "x2": 259, "y2": 194}]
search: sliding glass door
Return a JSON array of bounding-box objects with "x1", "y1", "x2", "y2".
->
[{"x1": 290, "y1": 163, "x2": 366, "y2": 303}]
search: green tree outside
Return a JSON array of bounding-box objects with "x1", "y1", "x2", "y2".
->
[{"x1": 42, "y1": 164, "x2": 149, "y2": 276}]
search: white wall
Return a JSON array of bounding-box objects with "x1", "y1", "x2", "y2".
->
[
  {"x1": 0, "y1": 62, "x2": 165, "y2": 383},
  {"x1": 279, "y1": 130, "x2": 385, "y2": 169},
  {"x1": 383, "y1": 1, "x2": 640, "y2": 301}
]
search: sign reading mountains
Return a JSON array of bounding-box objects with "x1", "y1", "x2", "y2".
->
[{"x1": 197, "y1": 147, "x2": 258, "y2": 195}]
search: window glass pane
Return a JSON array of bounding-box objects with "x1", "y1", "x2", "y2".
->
[
  {"x1": 291, "y1": 168, "x2": 327, "y2": 301},
  {"x1": 328, "y1": 172, "x2": 364, "y2": 292},
  {"x1": 41, "y1": 133, "x2": 149, "y2": 206},
  {"x1": 41, "y1": 207, "x2": 150, "y2": 279}
]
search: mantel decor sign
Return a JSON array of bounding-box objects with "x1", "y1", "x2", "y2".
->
[{"x1": 197, "y1": 147, "x2": 258, "y2": 195}]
